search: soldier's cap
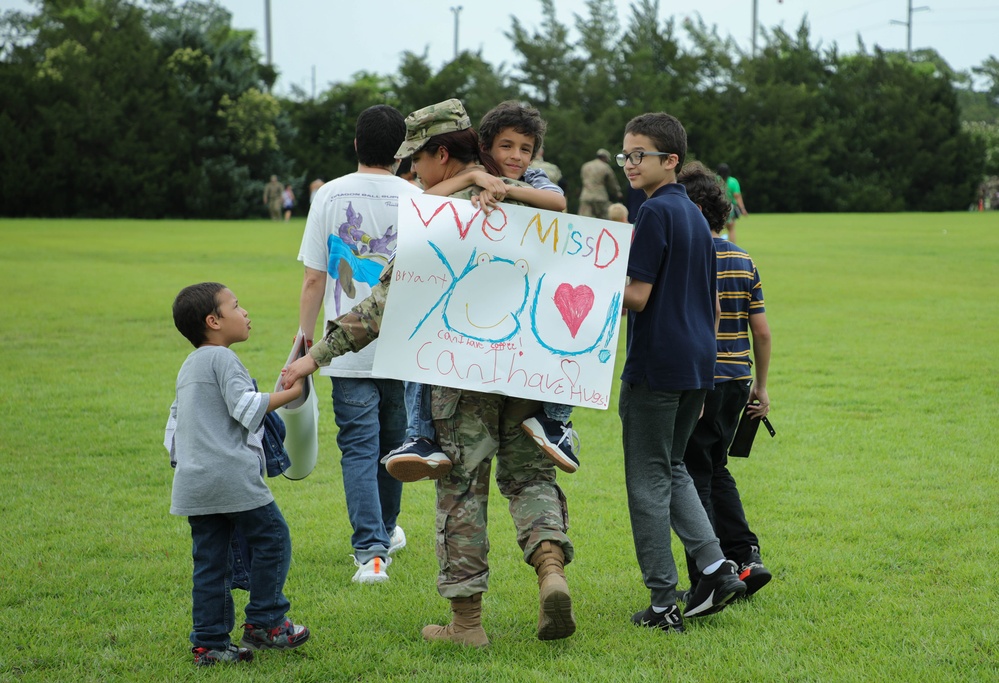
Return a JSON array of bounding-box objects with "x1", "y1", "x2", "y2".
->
[
  {"x1": 596, "y1": 148, "x2": 611, "y2": 160},
  {"x1": 396, "y1": 99, "x2": 472, "y2": 159}
]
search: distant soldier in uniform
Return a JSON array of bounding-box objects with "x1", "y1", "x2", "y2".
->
[
  {"x1": 578, "y1": 148, "x2": 622, "y2": 219},
  {"x1": 529, "y1": 145, "x2": 562, "y2": 186},
  {"x1": 281, "y1": 99, "x2": 577, "y2": 649},
  {"x1": 263, "y1": 175, "x2": 283, "y2": 221}
]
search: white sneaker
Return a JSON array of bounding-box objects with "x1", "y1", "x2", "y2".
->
[
  {"x1": 388, "y1": 525, "x2": 406, "y2": 554},
  {"x1": 352, "y1": 555, "x2": 392, "y2": 583}
]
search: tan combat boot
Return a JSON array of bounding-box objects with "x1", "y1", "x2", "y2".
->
[
  {"x1": 421, "y1": 593, "x2": 489, "y2": 647},
  {"x1": 530, "y1": 540, "x2": 576, "y2": 640}
]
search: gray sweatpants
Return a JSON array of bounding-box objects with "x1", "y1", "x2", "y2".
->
[{"x1": 620, "y1": 381, "x2": 724, "y2": 606}]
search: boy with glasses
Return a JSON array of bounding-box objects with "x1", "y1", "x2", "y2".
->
[{"x1": 619, "y1": 113, "x2": 746, "y2": 633}]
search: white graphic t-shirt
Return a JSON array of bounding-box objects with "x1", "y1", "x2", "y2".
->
[{"x1": 298, "y1": 172, "x2": 419, "y2": 377}]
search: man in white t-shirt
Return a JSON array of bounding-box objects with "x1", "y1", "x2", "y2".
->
[{"x1": 297, "y1": 105, "x2": 419, "y2": 584}]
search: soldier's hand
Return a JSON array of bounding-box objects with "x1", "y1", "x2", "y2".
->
[{"x1": 282, "y1": 355, "x2": 318, "y2": 390}]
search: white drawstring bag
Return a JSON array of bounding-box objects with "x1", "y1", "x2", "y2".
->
[{"x1": 275, "y1": 330, "x2": 319, "y2": 480}]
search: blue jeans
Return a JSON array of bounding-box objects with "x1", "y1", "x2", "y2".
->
[
  {"x1": 188, "y1": 501, "x2": 291, "y2": 649},
  {"x1": 404, "y1": 381, "x2": 436, "y2": 441},
  {"x1": 543, "y1": 401, "x2": 573, "y2": 422},
  {"x1": 331, "y1": 377, "x2": 407, "y2": 563}
]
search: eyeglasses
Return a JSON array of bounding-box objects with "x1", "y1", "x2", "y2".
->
[{"x1": 615, "y1": 151, "x2": 674, "y2": 167}]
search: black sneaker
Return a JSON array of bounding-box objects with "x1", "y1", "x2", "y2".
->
[
  {"x1": 521, "y1": 412, "x2": 580, "y2": 473},
  {"x1": 683, "y1": 560, "x2": 746, "y2": 618},
  {"x1": 739, "y1": 550, "x2": 772, "y2": 597},
  {"x1": 631, "y1": 605, "x2": 684, "y2": 633},
  {"x1": 240, "y1": 620, "x2": 310, "y2": 650},
  {"x1": 382, "y1": 437, "x2": 452, "y2": 482},
  {"x1": 192, "y1": 644, "x2": 253, "y2": 666}
]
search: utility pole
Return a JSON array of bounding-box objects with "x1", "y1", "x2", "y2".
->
[
  {"x1": 752, "y1": 0, "x2": 758, "y2": 58},
  {"x1": 890, "y1": 0, "x2": 930, "y2": 59},
  {"x1": 264, "y1": 0, "x2": 272, "y2": 67},
  {"x1": 752, "y1": 0, "x2": 783, "y2": 58},
  {"x1": 451, "y1": 6, "x2": 463, "y2": 60}
]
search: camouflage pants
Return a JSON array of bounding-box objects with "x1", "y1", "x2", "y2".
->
[
  {"x1": 578, "y1": 199, "x2": 610, "y2": 220},
  {"x1": 432, "y1": 390, "x2": 572, "y2": 599}
]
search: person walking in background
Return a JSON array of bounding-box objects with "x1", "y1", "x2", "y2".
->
[
  {"x1": 578, "y1": 148, "x2": 622, "y2": 219},
  {"x1": 677, "y1": 161, "x2": 773, "y2": 601},
  {"x1": 717, "y1": 163, "x2": 748, "y2": 244},
  {"x1": 296, "y1": 104, "x2": 418, "y2": 584},
  {"x1": 263, "y1": 175, "x2": 283, "y2": 221},
  {"x1": 282, "y1": 184, "x2": 295, "y2": 222},
  {"x1": 308, "y1": 178, "x2": 325, "y2": 206}
]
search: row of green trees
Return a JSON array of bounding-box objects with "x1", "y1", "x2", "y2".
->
[{"x1": 2, "y1": 0, "x2": 997, "y2": 218}]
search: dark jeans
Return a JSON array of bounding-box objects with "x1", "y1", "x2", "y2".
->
[
  {"x1": 620, "y1": 381, "x2": 722, "y2": 606},
  {"x1": 188, "y1": 501, "x2": 291, "y2": 649},
  {"x1": 683, "y1": 379, "x2": 760, "y2": 587}
]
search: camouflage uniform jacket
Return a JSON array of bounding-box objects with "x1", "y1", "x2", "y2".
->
[
  {"x1": 529, "y1": 159, "x2": 562, "y2": 185},
  {"x1": 263, "y1": 180, "x2": 283, "y2": 204},
  {"x1": 308, "y1": 265, "x2": 391, "y2": 366},
  {"x1": 579, "y1": 158, "x2": 621, "y2": 202},
  {"x1": 308, "y1": 170, "x2": 530, "y2": 419}
]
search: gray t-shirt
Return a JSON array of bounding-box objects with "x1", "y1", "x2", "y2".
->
[{"x1": 167, "y1": 346, "x2": 273, "y2": 516}]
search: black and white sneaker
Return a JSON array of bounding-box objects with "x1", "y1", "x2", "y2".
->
[
  {"x1": 382, "y1": 437, "x2": 452, "y2": 482},
  {"x1": 521, "y1": 412, "x2": 580, "y2": 473},
  {"x1": 631, "y1": 605, "x2": 684, "y2": 633},
  {"x1": 683, "y1": 560, "x2": 746, "y2": 617}
]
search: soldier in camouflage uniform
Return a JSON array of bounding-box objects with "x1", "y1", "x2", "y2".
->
[
  {"x1": 578, "y1": 149, "x2": 622, "y2": 219},
  {"x1": 529, "y1": 145, "x2": 562, "y2": 186},
  {"x1": 263, "y1": 175, "x2": 283, "y2": 221},
  {"x1": 282, "y1": 98, "x2": 576, "y2": 648}
]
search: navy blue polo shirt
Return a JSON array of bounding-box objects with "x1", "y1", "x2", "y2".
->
[{"x1": 622, "y1": 183, "x2": 717, "y2": 391}]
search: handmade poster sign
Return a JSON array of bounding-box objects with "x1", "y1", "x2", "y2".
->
[{"x1": 372, "y1": 194, "x2": 630, "y2": 409}]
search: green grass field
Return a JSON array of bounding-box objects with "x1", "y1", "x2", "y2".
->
[{"x1": 1, "y1": 213, "x2": 997, "y2": 682}]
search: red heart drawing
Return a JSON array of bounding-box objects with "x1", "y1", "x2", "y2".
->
[{"x1": 553, "y1": 284, "x2": 595, "y2": 338}]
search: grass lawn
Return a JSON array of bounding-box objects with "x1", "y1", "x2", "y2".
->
[{"x1": 0, "y1": 212, "x2": 997, "y2": 682}]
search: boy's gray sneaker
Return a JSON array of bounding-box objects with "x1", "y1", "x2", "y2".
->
[
  {"x1": 240, "y1": 619, "x2": 310, "y2": 650},
  {"x1": 192, "y1": 644, "x2": 253, "y2": 666}
]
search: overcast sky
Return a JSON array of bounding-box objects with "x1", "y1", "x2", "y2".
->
[{"x1": 3, "y1": 0, "x2": 997, "y2": 95}]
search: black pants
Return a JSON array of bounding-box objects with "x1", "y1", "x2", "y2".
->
[{"x1": 683, "y1": 379, "x2": 760, "y2": 587}]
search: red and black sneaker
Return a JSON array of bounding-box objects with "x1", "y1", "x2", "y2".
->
[
  {"x1": 192, "y1": 644, "x2": 253, "y2": 666},
  {"x1": 240, "y1": 619, "x2": 310, "y2": 650},
  {"x1": 738, "y1": 550, "x2": 773, "y2": 597}
]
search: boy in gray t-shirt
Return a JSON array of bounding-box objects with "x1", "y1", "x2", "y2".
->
[{"x1": 166, "y1": 282, "x2": 309, "y2": 666}]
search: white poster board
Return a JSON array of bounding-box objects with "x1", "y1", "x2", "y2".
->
[{"x1": 372, "y1": 195, "x2": 630, "y2": 409}]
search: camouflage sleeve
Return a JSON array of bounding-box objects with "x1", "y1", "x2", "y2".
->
[{"x1": 307, "y1": 264, "x2": 393, "y2": 366}]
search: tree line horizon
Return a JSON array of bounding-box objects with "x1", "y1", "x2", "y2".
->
[{"x1": 2, "y1": 0, "x2": 997, "y2": 219}]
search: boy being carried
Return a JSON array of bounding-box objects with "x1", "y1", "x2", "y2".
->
[
  {"x1": 166, "y1": 283, "x2": 309, "y2": 666},
  {"x1": 384, "y1": 100, "x2": 582, "y2": 477}
]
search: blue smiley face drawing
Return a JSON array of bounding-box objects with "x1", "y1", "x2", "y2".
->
[{"x1": 411, "y1": 244, "x2": 530, "y2": 343}]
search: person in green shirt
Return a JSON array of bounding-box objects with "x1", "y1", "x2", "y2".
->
[{"x1": 717, "y1": 163, "x2": 748, "y2": 244}]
